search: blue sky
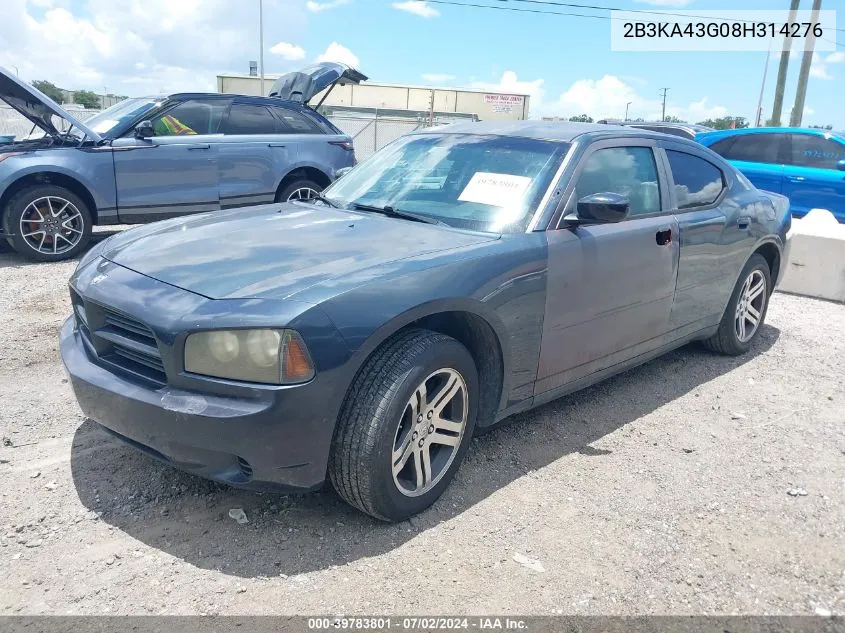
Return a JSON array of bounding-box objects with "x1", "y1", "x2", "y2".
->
[{"x1": 1, "y1": 0, "x2": 843, "y2": 127}]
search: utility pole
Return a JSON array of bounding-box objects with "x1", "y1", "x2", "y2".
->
[
  {"x1": 790, "y1": 0, "x2": 821, "y2": 127},
  {"x1": 625, "y1": 101, "x2": 632, "y2": 121},
  {"x1": 755, "y1": 40, "x2": 774, "y2": 127},
  {"x1": 771, "y1": 0, "x2": 801, "y2": 126},
  {"x1": 259, "y1": 0, "x2": 265, "y2": 96},
  {"x1": 659, "y1": 88, "x2": 669, "y2": 122}
]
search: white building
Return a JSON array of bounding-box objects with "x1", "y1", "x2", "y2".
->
[{"x1": 216, "y1": 73, "x2": 530, "y2": 121}]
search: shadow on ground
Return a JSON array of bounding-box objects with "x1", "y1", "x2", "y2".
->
[{"x1": 70, "y1": 325, "x2": 780, "y2": 578}]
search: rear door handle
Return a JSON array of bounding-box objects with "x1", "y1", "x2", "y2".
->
[
  {"x1": 268, "y1": 143, "x2": 286, "y2": 147},
  {"x1": 655, "y1": 228, "x2": 672, "y2": 246},
  {"x1": 787, "y1": 176, "x2": 805, "y2": 183},
  {"x1": 187, "y1": 144, "x2": 211, "y2": 150},
  {"x1": 737, "y1": 216, "x2": 751, "y2": 229}
]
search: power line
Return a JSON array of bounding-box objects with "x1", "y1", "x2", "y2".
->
[
  {"x1": 426, "y1": 0, "x2": 845, "y2": 47},
  {"x1": 495, "y1": 0, "x2": 845, "y2": 32}
]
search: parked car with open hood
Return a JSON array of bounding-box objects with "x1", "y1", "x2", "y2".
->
[
  {"x1": 61, "y1": 121, "x2": 791, "y2": 521},
  {"x1": 0, "y1": 63, "x2": 367, "y2": 261}
]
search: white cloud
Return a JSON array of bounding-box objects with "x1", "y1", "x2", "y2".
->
[
  {"x1": 315, "y1": 42, "x2": 360, "y2": 68},
  {"x1": 826, "y1": 51, "x2": 845, "y2": 64},
  {"x1": 0, "y1": 0, "x2": 308, "y2": 95},
  {"x1": 810, "y1": 52, "x2": 834, "y2": 80},
  {"x1": 421, "y1": 73, "x2": 456, "y2": 83},
  {"x1": 270, "y1": 41, "x2": 306, "y2": 60},
  {"x1": 305, "y1": 0, "x2": 351, "y2": 12},
  {"x1": 470, "y1": 71, "x2": 546, "y2": 110},
  {"x1": 633, "y1": 0, "x2": 692, "y2": 6},
  {"x1": 537, "y1": 74, "x2": 728, "y2": 123},
  {"x1": 804, "y1": 106, "x2": 815, "y2": 116},
  {"x1": 392, "y1": 1, "x2": 439, "y2": 18}
]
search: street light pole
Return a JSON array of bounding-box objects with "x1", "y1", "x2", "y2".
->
[
  {"x1": 12, "y1": 66, "x2": 19, "y2": 77},
  {"x1": 625, "y1": 101, "x2": 632, "y2": 121},
  {"x1": 659, "y1": 88, "x2": 669, "y2": 122},
  {"x1": 259, "y1": 0, "x2": 265, "y2": 96}
]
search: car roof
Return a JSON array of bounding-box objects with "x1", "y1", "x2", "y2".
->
[
  {"x1": 412, "y1": 119, "x2": 704, "y2": 145},
  {"x1": 151, "y1": 93, "x2": 311, "y2": 109},
  {"x1": 698, "y1": 126, "x2": 845, "y2": 142}
]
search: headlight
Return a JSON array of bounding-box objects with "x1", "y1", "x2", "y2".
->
[{"x1": 184, "y1": 329, "x2": 314, "y2": 385}]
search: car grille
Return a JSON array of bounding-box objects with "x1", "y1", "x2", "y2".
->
[{"x1": 71, "y1": 289, "x2": 166, "y2": 384}]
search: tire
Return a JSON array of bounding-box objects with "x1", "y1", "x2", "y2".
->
[
  {"x1": 276, "y1": 179, "x2": 323, "y2": 203},
  {"x1": 702, "y1": 253, "x2": 771, "y2": 356},
  {"x1": 329, "y1": 329, "x2": 479, "y2": 522},
  {"x1": 4, "y1": 184, "x2": 92, "y2": 262}
]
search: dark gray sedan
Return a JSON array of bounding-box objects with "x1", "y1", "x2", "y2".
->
[{"x1": 61, "y1": 121, "x2": 792, "y2": 521}]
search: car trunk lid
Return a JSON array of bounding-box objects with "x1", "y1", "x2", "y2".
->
[{"x1": 268, "y1": 62, "x2": 368, "y2": 106}]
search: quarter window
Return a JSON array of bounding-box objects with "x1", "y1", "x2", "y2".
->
[
  {"x1": 271, "y1": 107, "x2": 322, "y2": 134},
  {"x1": 150, "y1": 99, "x2": 229, "y2": 136},
  {"x1": 666, "y1": 150, "x2": 725, "y2": 209},
  {"x1": 787, "y1": 134, "x2": 845, "y2": 169},
  {"x1": 224, "y1": 104, "x2": 279, "y2": 135},
  {"x1": 574, "y1": 147, "x2": 661, "y2": 216}
]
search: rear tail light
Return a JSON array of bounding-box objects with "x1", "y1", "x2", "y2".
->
[{"x1": 329, "y1": 140, "x2": 354, "y2": 151}]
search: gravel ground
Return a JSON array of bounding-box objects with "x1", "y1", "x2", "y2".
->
[{"x1": 0, "y1": 236, "x2": 843, "y2": 616}]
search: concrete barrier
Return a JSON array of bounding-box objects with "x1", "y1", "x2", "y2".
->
[{"x1": 777, "y1": 209, "x2": 845, "y2": 303}]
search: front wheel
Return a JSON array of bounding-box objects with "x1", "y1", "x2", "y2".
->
[
  {"x1": 4, "y1": 185, "x2": 92, "y2": 262},
  {"x1": 276, "y1": 179, "x2": 323, "y2": 203},
  {"x1": 703, "y1": 253, "x2": 771, "y2": 356},
  {"x1": 329, "y1": 329, "x2": 479, "y2": 521}
]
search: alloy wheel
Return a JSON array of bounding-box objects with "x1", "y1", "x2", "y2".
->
[
  {"x1": 19, "y1": 196, "x2": 85, "y2": 256},
  {"x1": 734, "y1": 269, "x2": 766, "y2": 343},
  {"x1": 391, "y1": 368, "x2": 468, "y2": 497},
  {"x1": 287, "y1": 187, "x2": 319, "y2": 202}
]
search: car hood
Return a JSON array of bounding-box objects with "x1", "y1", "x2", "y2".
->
[
  {"x1": 0, "y1": 67, "x2": 101, "y2": 142},
  {"x1": 101, "y1": 204, "x2": 498, "y2": 301},
  {"x1": 269, "y1": 62, "x2": 368, "y2": 104}
]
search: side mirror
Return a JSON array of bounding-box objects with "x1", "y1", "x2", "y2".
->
[
  {"x1": 335, "y1": 166, "x2": 353, "y2": 179},
  {"x1": 135, "y1": 120, "x2": 155, "y2": 140},
  {"x1": 567, "y1": 192, "x2": 630, "y2": 224},
  {"x1": 836, "y1": 159, "x2": 845, "y2": 172}
]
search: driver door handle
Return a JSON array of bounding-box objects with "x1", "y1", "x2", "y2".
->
[
  {"x1": 187, "y1": 144, "x2": 211, "y2": 150},
  {"x1": 656, "y1": 228, "x2": 672, "y2": 246}
]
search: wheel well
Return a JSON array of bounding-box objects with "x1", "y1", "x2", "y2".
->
[
  {"x1": 754, "y1": 242, "x2": 780, "y2": 288},
  {"x1": 275, "y1": 167, "x2": 332, "y2": 200},
  {"x1": 0, "y1": 172, "x2": 98, "y2": 224},
  {"x1": 410, "y1": 311, "x2": 504, "y2": 428}
]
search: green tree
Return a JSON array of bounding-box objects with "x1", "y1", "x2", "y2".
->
[
  {"x1": 73, "y1": 90, "x2": 101, "y2": 109},
  {"x1": 663, "y1": 115, "x2": 685, "y2": 123},
  {"x1": 31, "y1": 80, "x2": 64, "y2": 103},
  {"x1": 809, "y1": 124, "x2": 833, "y2": 130},
  {"x1": 696, "y1": 116, "x2": 749, "y2": 130},
  {"x1": 569, "y1": 114, "x2": 593, "y2": 123}
]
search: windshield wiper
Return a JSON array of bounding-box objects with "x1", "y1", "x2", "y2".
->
[
  {"x1": 351, "y1": 203, "x2": 445, "y2": 226},
  {"x1": 306, "y1": 192, "x2": 340, "y2": 208}
]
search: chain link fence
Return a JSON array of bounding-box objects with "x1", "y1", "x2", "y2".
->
[{"x1": 0, "y1": 104, "x2": 100, "y2": 141}]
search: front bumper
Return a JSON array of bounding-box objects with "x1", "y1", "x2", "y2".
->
[
  {"x1": 777, "y1": 224, "x2": 794, "y2": 289},
  {"x1": 61, "y1": 316, "x2": 331, "y2": 492}
]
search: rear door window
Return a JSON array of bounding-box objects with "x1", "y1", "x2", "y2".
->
[
  {"x1": 721, "y1": 133, "x2": 788, "y2": 164},
  {"x1": 665, "y1": 150, "x2": 725, "y2": 209},
  {"x1": 574, "y1": 147, "x2": 662, "y2": 216},
  {"x1": 223, "y1": 104, "x2": 279, "y2": 135},
  {"x1": 786, "y1": 134, "x2": 845, "y2": 169}
]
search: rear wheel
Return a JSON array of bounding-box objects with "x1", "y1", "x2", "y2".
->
[
  {"x1": 703, "y1": 253, "x2": 771, "y2": 356},
  {"x1": 4, "y1": 185, "x2": 92, "y2": 262},
  {"x1": 276, "y1": 179, "x2": 323, "y2": 203},
  {"x1": 329, "y1": 329, "x2": 478, "y2": 521}
]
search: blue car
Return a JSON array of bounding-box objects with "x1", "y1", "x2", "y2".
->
[
  {"x1": 61, "y1": 121, "x2": 790, "y2": 520},
  {"x1": 697, "y1": 127, "x2": 845, "y2": 222},
  {"x1": 0, "y1": 63, "x2": 366, "y2": 261}
]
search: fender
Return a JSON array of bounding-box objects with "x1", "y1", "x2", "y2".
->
[{"x1": 329, "y1": 296, "x2": 513, "y2": 414}]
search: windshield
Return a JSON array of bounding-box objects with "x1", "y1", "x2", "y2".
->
[
  {"x1": 322, "y1": 133, "x2": 569, "y2": 233},
  {"x1": 82, "y1": 97, "x2": 160, "y2": 137}
]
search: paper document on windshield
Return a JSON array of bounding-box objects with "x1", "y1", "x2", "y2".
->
[{"x1": 458, "y1": 172, "x2": 532, "y2": 207}]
